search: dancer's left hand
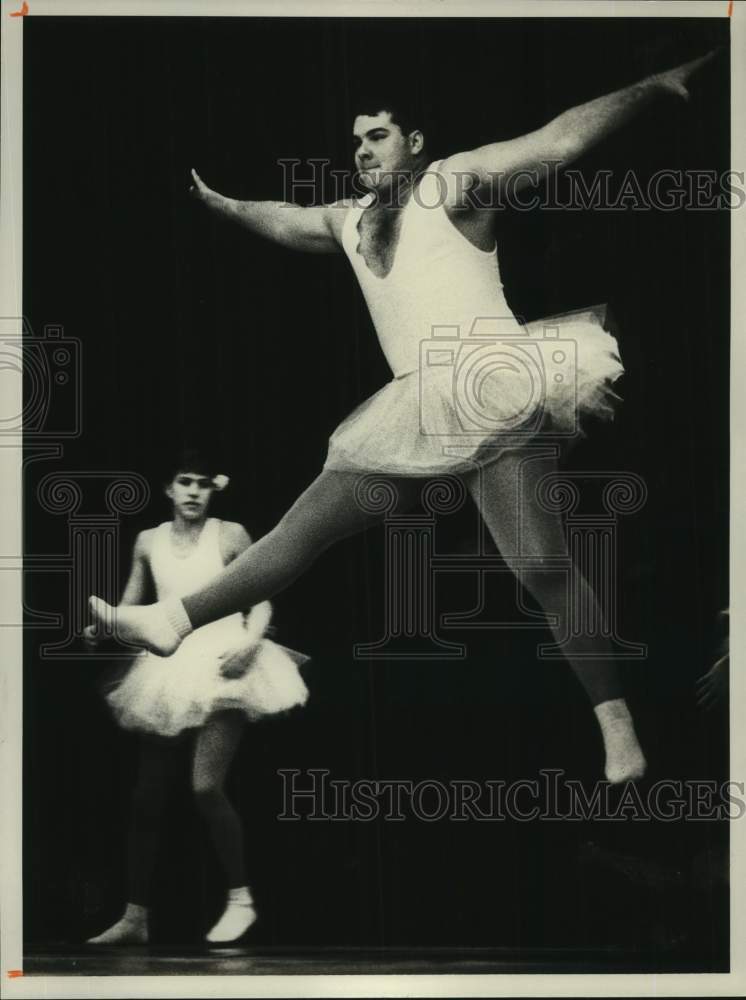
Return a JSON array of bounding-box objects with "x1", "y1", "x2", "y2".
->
[{"x1": 218, "y1": 641, "x2": 260, "y2": 679}]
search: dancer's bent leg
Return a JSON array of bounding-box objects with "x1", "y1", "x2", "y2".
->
[
  {"x1": 87, "y1": 733, "x2": 183, "y2": 944},
  {"x1": 466, "y1": 448, "x2": 646, "y2": 783},
  {"x1": 192, "y1": 710, "x2": 254, "y2": 942},
  {"x1": 90, "y1": 470, "x2": 421, "y2": 652}
]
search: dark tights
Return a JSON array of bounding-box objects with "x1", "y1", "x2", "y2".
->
[{"x1": 127, "y1": 710, "x2": 246, "y2": 906}]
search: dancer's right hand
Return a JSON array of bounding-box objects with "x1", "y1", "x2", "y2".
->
[
  {"x1": 652, "y1": 48, "x2": 720, "y2": 102},
  {"x1": 218, "y1": 641, "x2": 260, "y2": 680}
]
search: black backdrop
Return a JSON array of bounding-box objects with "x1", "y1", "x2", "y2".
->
[{"x1": 23, "y1": 15, "x2": 729, "y2": 964}]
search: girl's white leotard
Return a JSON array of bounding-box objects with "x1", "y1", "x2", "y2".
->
[
  {"x1": 104, "y1": 518, "x2": 309, "y2": 737},
  {"x1": 149, "y1": 516, "x2": 227, "y2": 601}
]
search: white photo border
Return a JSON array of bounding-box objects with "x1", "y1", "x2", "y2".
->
[{"x1": 1, "y1": 1, "x2": 743, "y2": 997}]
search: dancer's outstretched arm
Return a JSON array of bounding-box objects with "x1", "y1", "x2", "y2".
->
[
  {"x1": 189, "y1": 169, "x2": 350, "y2": 253},
  {"x1": 441, "y1": 49, "x2": 719, "y2": 198}
]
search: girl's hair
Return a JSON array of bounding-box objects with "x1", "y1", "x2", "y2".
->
[{"x1": 163, "y1": 447, "x2": 223, "y2": 486}]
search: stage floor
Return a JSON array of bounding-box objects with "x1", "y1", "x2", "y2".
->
[{"x1": 23, "y1": 944, "x2": 727, "y2": 976}]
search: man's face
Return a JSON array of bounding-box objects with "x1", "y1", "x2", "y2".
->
[
  {"x1": 352, "y1": 110, "x2": 422, "y2": 193},
  {"x1": 166, "y1": 471, "x2": 214, "y2": 521}
]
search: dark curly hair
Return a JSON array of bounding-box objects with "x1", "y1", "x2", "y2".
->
[{"x1": 162, "y1": 446, "x2": 223, "y2": 486}]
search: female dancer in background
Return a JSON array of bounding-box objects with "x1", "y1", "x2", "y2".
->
[{"x1": 86, "y1": 450, "x2": 308, "y2": 945}]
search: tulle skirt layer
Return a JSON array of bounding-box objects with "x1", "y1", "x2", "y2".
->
[
  {"x1": 324, "y1": 306, "x2": 623, "y2": 477},
  {"x1": 103, "y1": 614, "x2": 309, "y2": 737}
]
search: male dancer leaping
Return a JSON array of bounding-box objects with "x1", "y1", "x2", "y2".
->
[{"x1": 90, "y1": 51, "x2": 718, "y2": 784}]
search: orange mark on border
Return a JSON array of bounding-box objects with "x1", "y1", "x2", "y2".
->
[
  {"x1": 7, "y1": 970, "x2": 23, "y2": 978},
  {"x1": 9, "y1": 1, "x2": 28, "y2": 15},
  {"x1": 728, "y1": 0, "x2": 733, "y2": 16}
]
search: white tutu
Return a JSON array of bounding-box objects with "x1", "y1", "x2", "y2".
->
[
  {"x1": 324, "y1": 305, "x2": 623, "y2": 476},
  {"x1": 104, "y1": 607, "x2": 309, "y2": 738}
]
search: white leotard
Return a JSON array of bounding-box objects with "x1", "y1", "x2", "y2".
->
[
  {"x1": 149, "y1": 518, "x2": 224, "y2": 602},
  {"x1": 341, "y1": 161, "x2": 519, "y2": 378}
]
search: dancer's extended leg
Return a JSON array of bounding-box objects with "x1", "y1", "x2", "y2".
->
[
  {"x1": 185, "y1": 469, "x2": 419, "y2": 628},
  {"x1": 87, "y1": 733, "x2": 183, "y2": 944},
  {"x1": 89, "y1": 470, "x2": 421, "y2": 653},
  {"x1": 466, "y1": 448, "x2": 646, "y2": 783},
  {"x1": 192, "y1": 709, "x2": 255, "y2": 942}
]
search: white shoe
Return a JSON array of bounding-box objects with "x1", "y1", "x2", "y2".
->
[{"x1": 206, "y1": 901, "x2": 257, "y2": 944}]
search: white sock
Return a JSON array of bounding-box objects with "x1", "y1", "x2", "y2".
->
[
  {"x1": 162, "y1": 597, "x2": 194, "y2": 640},
  {"x1": 594, "y1": 698, "x2": 647, "y2": 784},
  {"x1": 227, "y1": 886, "x2": 252, "y2": 904},
  {"x1": 206, "y1": 887, "x2": 256, "y2": 944},
  {"x1": 88, "y1": 596, "x2": 192, "y2": 656},
  {"x1": 87, "y1": 903, "x2": 148, "y2": 945}
]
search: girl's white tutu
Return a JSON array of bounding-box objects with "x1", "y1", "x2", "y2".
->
[
  {"x1": 104, "y1": 611, "x2": 310, "y2": 738},
  {"x1": 324, "y1": 305, "x2": 623, "y2": 477}
]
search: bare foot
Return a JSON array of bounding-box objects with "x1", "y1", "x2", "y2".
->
[{"x1": 88, "y1": 597, "x2": 184, "y2": 656}]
